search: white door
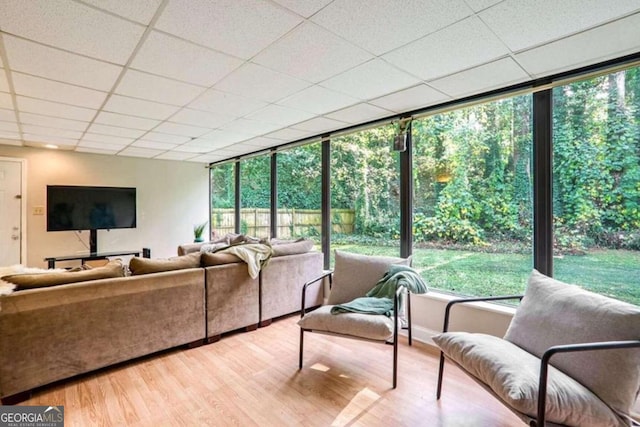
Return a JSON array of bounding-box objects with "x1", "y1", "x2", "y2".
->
[{"x1": 0, "y1": 160, "x2": 22, "y2": 265}]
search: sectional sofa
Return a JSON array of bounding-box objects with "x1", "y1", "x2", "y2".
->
[{"x1": 0, "y1": 238, "x2": 324, "y2": 403}]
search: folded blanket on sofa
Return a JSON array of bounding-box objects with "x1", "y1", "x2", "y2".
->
[
  {"x1": 331, "y1": 264, "x2": 428, "y2": 316},
  {"x1": 217, "y1": 243, "x2": 273, "y2": 279}
]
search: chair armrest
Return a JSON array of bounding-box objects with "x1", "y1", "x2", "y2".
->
[
  {"x1": 442, "y1": 295, "x2": 524, "y2": 333},
  {"x1": 537, "y1": 340, "x2": 640, "y2": 426},
  {"x1": 300, "y1": 270, "x2": 333, "y2": 318}
]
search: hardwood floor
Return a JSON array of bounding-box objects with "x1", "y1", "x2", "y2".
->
[{"x1": 19, "y1": 315, "x2": 596, "y2": 426}]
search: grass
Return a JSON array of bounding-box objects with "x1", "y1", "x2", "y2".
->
[{"x1": 332, "y1": 244, "x2": 640, "y2": 306}]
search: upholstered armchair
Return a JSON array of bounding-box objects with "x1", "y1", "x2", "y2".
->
[
  {"x1": 297, "y1": 251, "x2": 426, "y2": 388},
  {"x1": 434, "y1": 269, "x2": 640, "y2": 427}
]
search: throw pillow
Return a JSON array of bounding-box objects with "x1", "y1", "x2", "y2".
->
[
  {"x1": 327, "y1": 250, "x2": 412, "y2": 306},
  {"x1": 271, "y1": 239, "x2": 315, "y2": 257},
  {"x1": 129, "y1": 252, "x2": 201, "y2": 275},
  {"x1": 504, "y1": 269, "x2": 640, "y2": 423},
  {"x1": 2, "y1": 260, "x2": 124, "y2": 290},
  {"x1": 201, "y1": 252, "x2": 243, "y2": 266}
]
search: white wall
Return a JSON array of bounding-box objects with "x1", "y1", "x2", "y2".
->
[{"x1": 0, "y1": 144, "x2": 209, "y2": 267}]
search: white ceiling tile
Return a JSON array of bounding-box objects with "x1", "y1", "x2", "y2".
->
[
  {"x1": 325, "y1": 103, "x2": 393, "y2": 124},
  {"x1": 21, "y1": 124, "x2": 83, "y2": 139},
  {"x1": 180, "y1": 138, "x2": 228, "y2": 149},
  {"x1": 272, "y1": 0, "x2": 334, "y2": 18},
  {"x1": 0, "y1": 137, "x2": 23, "y2": 145},
  {"x1": 253, "y1": 22, "x2": 373, "y2": 83},
  {"x1": 87, "y1": 123, "x2": 146, "y2": 139},
  {"x1": 277, "y1": 85, "x2": 359, "y2": 115},
  {"x1": 219, "y1": 118, "x2": 282, "y2": 136},
  {"x1": 155, "y1": 151, "x2": 198, "y2": 161},
  {"x1": 170, "y1": 108, "x2": 235, "y2": 129},
  {"x1": 0, "y1": 122, "x2": 19, "y2": 133},
  {"x1": 369, "y1": 84, "x2": 450, "y2": 112},
  {"x1": 184, "y1": 154, "x2": 222, "y2": 163},
  {"x1": 23, "y1": 134, "x2": 78, "y2": 146},
  {"x1": 155, "y1": 0, "x2": 302, "y2": 59},
  {"x1": 171, "y1": 144, "x2": 210, "y2": 153},
  {"x1": 0, "y1": 109, "x2": 16, "y2": 122},
  {"x1": 153, "y1": 122, "x2": 211, "y2": 138},
  {"x1": 12, "y1": 73, "x2": 108, "y2": 109},
  {"x1": 3, "y1": 35, "x2": 123, "y2": 91},
  {"x1": 75, "y1": 146, "x2": 119, "y2": 155},
  {"x1": 245, "y1": 105, "x2": 315, "y2": 127},
  {"x1": 240, "y1": 136, "x2": 283, "y2": 147},
  {"x1": 516, "y1": 13, "x2": 640, "y2": 77},
  {"x1": 0, "y1": 93, "x2": 14, "y2": 110},
  {"x1": 265, "y1": 128, "x2": 312, "y2": 141},
  {"x1": 383, "y1": 16, "x2": 509, "y2": 81},
  {"x1": 93, "y1": 111, "x2": 160, "y2": 131},
  {"x1": 143, "y1": 132, "x2": 191, "y2": 144},
  {"x1": 117, "y1": 146, "x2": 165, "y2": 158},
  {"x1": 0, "y1": 0, "x2": 144, "y2": 64},
  {"x1": 132, "y1": 140, "x2": 178, "y2": 150},
  {"x1": 464, "y1": 0, "x2": 503, "y2": 12},
  {"x1": 116, "y1": 69, "x2": 206, "y2": 106},
  {"x1": 17, "y1": 96, "x2": 97, "y2": 121},
  {"x1": 188, "y1": 89, "x2": 267, "y2": 117},
  {"x1": 320, "y1": 59, "x2": 420, "y2": 100},
  {"x1": 103, "y1": 95, "x2": 180, "y2": 120},
  {"x1": 311, "y1": 0, "x2": 472, "y2": 55},
  {"x1": 81, "y1": 0, "x2": 163, "y2": 25},
  {"x1": 429, "y1": 58, "x2": 529, "y2": 98},
  {"x1": 215, "y1": 63, "x2": 311, "y2": 103},
  {"x1": 209, "y1": 143, "x2": 250, "y2": 154},
  {"x1": 0, "y1": 69, "x2": 9, "y2": 93},
  {"x1": 82, "y1": 133, "x2": 133, "y2": 145},
  {"x1": 480, "y1": 0, "x2": 640, "y2": 51},
  {"x1": 292, "y1": 116, "x2": 347, "y2": 133},
  {"x1": 131, "y1": 31, "x2": 243, "y2": 86},
  {"x1": 198, "y1": 129, "x2": 252, "y2": 145},
  {"x1": 19, "y1": 113, "x2": 89, "y2": 132},
  {"x1": 78, "y1": 140, "x2": 127, "y2": 150}
]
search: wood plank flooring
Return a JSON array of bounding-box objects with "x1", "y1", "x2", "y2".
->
[{"x1": 21, "y1": 315, "x2": 635, "y2": 426}]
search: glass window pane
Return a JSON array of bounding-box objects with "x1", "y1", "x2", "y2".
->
[
  {"x1": 412, "y1": 95, "x2": 533, "y2": 298},
  {"x1": 552, "y1": 67, "x2": 640, "y2": 305},
  {"x1": 330, "y1": 125, "x2": 401, "y2": 266},
  {"x1": 277, "y1": 143, "x2": 322, "y2": 243},
  {"x1": 210, "y1": 162, "x2": 235, "y2": 237},
  {"x1": 240, "y1": 155, "x2": 271, "y2": 238}
]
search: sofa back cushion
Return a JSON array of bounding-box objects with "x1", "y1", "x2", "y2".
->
[
  {"x1": 201, "y1": 252, "x2": 242, "y2": 266},
  {"x1": 129, "y1": 253, "x2": 201, "y2": 275},
  {"x1": 271, "y1": 238, "x2": 315, "y2": 257},
  {"x1": 2, "y1": 260, "x2": 124, "y2": 290},
  {"x1": 327, "y1": 250, "x2": 411, "y2": 305},
  {"x1": 504, "y1": 269, "x2": 640, "y2": 421}
]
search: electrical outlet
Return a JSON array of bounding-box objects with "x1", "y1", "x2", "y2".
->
[{"x1": 33, "y1": 206, "x2": 44, "y2": 215}]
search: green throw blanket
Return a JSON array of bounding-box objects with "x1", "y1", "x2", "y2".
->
[{"x1": 331, "y1": 264, "x2": 428, "y2": 316}]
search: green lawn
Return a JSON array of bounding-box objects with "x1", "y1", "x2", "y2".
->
[{"x1": 332, "y1": 244, "x2": 640, "y2": 306}]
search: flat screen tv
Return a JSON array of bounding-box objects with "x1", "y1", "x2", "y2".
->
[{"x1": 47, "y1": 185, "x2": 136, "y2": 253}]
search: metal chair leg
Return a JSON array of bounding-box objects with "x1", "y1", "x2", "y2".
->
[
  {"x1": 436, "y1": 351, "x2": 445, "y2": 399},
  {"x1": 299, "y1": 329, "x2": 304, "y2": 369}
]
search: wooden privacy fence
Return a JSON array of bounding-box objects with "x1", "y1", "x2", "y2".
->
[{"x1": 211, "y1": 208, "x2": 355, "y2": 238}]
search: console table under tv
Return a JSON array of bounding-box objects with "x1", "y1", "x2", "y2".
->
[{"x1": 45, "y1": 248, "x2": 150, "y2": 269}]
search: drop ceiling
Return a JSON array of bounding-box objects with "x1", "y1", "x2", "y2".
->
[{"x1": 0, "y1": 0, "x2": 639, "y2": 164}]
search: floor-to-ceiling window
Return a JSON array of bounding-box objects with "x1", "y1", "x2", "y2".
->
[
  {"x1": 329, "y1": 125, "x2": 401, "y2": 266},
  {"x1": 411, "y1": 94, "x2": 534, "y2": 297},
  {"x1": 277, "y1": 142, "x2": 322, "y2": 244},
  {"x1": 552, "y1": 66, "x2": 640, "y2": 305},
  {"x1": 240, "y1": 155, "x2": 271, "y2": 238},
  {"x1": 210, "y1": 162, "x2": 236, "y2": 237}
]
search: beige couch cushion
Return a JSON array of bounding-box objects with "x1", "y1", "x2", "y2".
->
[
  {"x1": 504, "y1": 270, "x2": 640, "y2": 422},
  {"x1": 433, "y1": 332, "x2": 624, "y2": 427},
  {"x1": 328, "y1": 250, "x2": 411, "y2": 305},
  {"x1": 3, "y1": 260, "x2": 124, "y2": 290},
  {"x1": 129, "y1": 253, "x2": 201, "y2": 275},
  {"x1": 272, "y1": 239, "x2": 314, "y2": 257},
  {"x1": 298, "y1": 305, "x2": 394, "y2": 341},
  {"x1": 201, "y1": 252, "x2": 242, "y2": 266}
]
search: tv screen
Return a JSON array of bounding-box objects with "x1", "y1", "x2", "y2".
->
[{"x1": 47, "y1": 185, "x2": 137, "y2": 231}]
